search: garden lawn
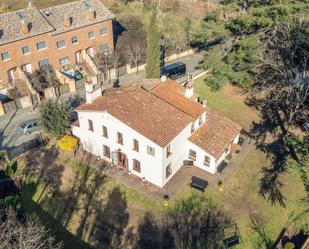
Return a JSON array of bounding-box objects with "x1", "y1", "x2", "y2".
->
[
  {"x1": 18, "y1": 149, "x2": 163, "y2": 249},
  {"x1": 194, "y1": 76, "x2": 259, "y2": 131},
  {"x1": 172, "y1": 147, "x2": 306, "y2": 249}
]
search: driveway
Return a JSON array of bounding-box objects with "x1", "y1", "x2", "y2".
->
[{"x1": 0, "y1": 107, "x2": 41, "y2": 157}]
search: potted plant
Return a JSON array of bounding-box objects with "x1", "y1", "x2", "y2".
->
[
  {"x1": 218, "y1": 181, "x2": 224, "y2": 192},
  {"x1": 284, "y1": 242, "x2": 295, "y2": 249},
  {"x1": 163, "y1": 194, "x2": 169, "y2": 206}
]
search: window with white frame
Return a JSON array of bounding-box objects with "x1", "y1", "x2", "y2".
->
[
  {"x1": 166, "y1": 164, "x2": 172, "y2": 179},
  {"x1": 189, "y1": 150, "x2": 196, "y2": 161},
  {"x1": 59, "y1": 56, "x2": 70, "y2": 65}
]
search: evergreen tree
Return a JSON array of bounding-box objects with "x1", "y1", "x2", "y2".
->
[
  {"x1": 145, "y1": 8, "x2": 161, "y2": 79},
  {"x1": 39, "y1": 99, "x2": 72, "y2": 138}
]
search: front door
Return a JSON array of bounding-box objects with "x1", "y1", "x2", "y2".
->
[
  {"x1": 75, "y1": 51, "x2": 82, "y2": 64},
  {"x1": 87, "y1": 47, "x2": 94, "y2": 58},
  {"x1": 7, "y1": 69, "x2": 15, "y2": 81},
  {"x1": 22, "y1": 63, "x2": 32, "y2": 74},
  {"x1": 118, "y1": 151, "x2": 126, "y2": 169}
]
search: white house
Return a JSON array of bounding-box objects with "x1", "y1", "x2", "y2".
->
[{"x1": 72, "y1": 78, "x2": 242, "y2": 188}]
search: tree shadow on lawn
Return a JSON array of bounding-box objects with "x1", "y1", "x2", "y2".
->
[
  {"x1": 89, "y1": 186, "x2": 130, "y2": 249},
  {"x1": 249, "y1": 214, "x2": 274, "y2": 249},
  {"x1": 127, "y1": 195, "x2": 231, "y2": 249},
  {"x1": 21, "y1": 180, "x2": 94, "y2": 249},
  {"x1": 249, "y1": 108, "x2": 290, "y2": 207}
]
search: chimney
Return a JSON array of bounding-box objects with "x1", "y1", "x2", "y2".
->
[
  {"x1": 63, "y1": 16, "x2": 71, "y2": 28},
  {"x1": 85, "y1": 80, "x2": 102, "y2": 103},
  {"x1": 28, "y1": 0, "x2": 33, "y2": 8},
  {"x1": 202, "y1": 100, "x2": 207, "y2": 108},
  {"x1": 87, "y1": 9, "x2": 95, "y2": 21},
  {"x1": 185, "y1": 74, "x2": 194, "y2": 98},
  {"x1": 21, "y1": 20, "x2": 30, "y2": 34}
]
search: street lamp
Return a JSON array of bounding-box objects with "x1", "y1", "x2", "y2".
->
[{"x1": 160, "y1": 36, "x2": 165, "y2": 77}]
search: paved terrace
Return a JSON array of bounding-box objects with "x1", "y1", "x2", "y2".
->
[{"x1": 69, "y1": 136, "x2": 254, "y2": 201}]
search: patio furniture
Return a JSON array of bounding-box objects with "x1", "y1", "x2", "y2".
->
[{"x1": 190, "y1": 176, "x2": 208, "y2": 192}]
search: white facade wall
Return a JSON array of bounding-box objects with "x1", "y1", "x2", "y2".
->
[
  {"x1": 72, "y1": 109, "x2": 239, "y2": 188},
  {"x1": 72, "y1": 111, "x2": 165, "y2": 187},
  {"x1": 215, "y1": 133, "x2": 240, "y2": 168},
  {"x1": 186, "y1": 141, "x2": 217, "y2": 174}
]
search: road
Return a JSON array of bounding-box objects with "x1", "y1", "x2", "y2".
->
[{"x1": 0, "y1": 52, "x2": 204, "y2": 157}]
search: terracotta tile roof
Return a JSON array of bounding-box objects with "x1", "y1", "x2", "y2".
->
[
  {"x1": 188, "y1": 108, "x2": 242, "y2": 159},
  {"x1": 0, "y1": 7, "x2": 54, "y2": 45},
  {"x1": 151, "y1": 79, "x2": 205, "y2": 119},
  {"x1": 41, "y1": 0, "x2": 114, "y2": 35},
  {"x1": 76, "y1": 88, "x2": 193, "y2": 147}
]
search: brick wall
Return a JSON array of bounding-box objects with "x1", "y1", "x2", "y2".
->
[{"x1": 0, "y1": 19, "x2": 114, "y2": 87}]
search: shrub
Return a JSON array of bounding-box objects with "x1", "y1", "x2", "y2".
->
[
  {"x1": 4, "y1": 195, "x2": 22, "y2": 210},
  {"x1": 284, "y1": 242, "x2": 295, "y2": 249},
  {"x1": 59, "y1": 135, "x2": 78, "y2": 151},
  {"x1": 5, "y1": 164, "x2": 14, "y2": 177}
]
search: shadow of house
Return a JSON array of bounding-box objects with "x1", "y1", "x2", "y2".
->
[
  {"x1": 112, "y1": 20, "x2": 126, "y2": 50},
  {"x1": 89, "y1": 187, "x2": 129, "y2": 249}
]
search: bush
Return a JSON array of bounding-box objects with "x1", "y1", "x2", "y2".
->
[
  {"x1": 3, "y1": 195, "x2": 22, "y2": 210},
  {"x1": 59, "y1": 135, "x2": 78, "y2": 151},
  {"x1": 284, "y1": 242, "x2": 295, "y2": 249},
  {"x1": 5, "y1": 164, "x2": 14, "y2": 177}
]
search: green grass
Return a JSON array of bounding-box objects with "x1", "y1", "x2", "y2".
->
[
  {"x1": 18, "y1": 150, "x2": 163, "y2": 248},
  {"x1": 194, "y1": 76, "x2": 259, "y2": 130}
]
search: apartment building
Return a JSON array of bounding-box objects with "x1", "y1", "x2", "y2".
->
[
  {"x1": 0, "y1": 0, "x2": 114, "y2": 91},
  {"x1": 72, "y1": 78, "x2": 241, "y2": 187}
]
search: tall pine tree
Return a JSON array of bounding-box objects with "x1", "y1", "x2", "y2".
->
[{"x1": 145, "y1": 8, "x2": 161, "y2": 79}]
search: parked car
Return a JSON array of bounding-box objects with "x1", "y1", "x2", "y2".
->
[
  {"x1": 20, "y1": 119, "x2": 40, "y2": 135},
  {"x1": 163, "y1": 62, "x2": 186, "y2": 80}
]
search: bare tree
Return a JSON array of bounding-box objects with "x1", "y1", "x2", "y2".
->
[
  {"x1": 28, "y1": 65, "x2": 60, "y2": 94},
  {"x1": 0, "y1": 207, "x2": 63, "y2": 249},
  {"x1": 117, "y1": 16, "x2": 147, "y2": 74}
]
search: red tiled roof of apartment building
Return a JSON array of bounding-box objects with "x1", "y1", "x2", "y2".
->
[
  {"x1": 151, "y1": 79, "x2": 205, "y2": 119},
  {"x1": 188, "y1": 107, "x2": 242, "y2": 159},
  {"x1": 76, "y1": 87, "x2": 193, "y2": 147}
]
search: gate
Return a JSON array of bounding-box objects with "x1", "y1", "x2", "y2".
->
[
  {"x1": 58, "y1": 84, "x2": 70, "y2": 95},
  {"x1": 3, "y1": 100, "x2": 17, "y2": 113},
  {"x1": 75, "y1": 79, "x2": 85, "y2": 91}
]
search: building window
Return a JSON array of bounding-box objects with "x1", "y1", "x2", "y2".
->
[
  {"x1": 0, "y1": 74, "x2": 2, "y2": 82},
  {"x1": 103, "y1": 145, "x2": 110, "y2": 158},
  {"x1": 133, "y1": 139, "x2": 139, "y2": 152},
  {"x1": 59, "y1": 56, "x2": 70, "y2": 65},
  {"x1": 166, "y1": 164, "x2": 172, "y2": 179},
  {"x1": 100, "y1": 27, "x2": 108, "y2": 36},
  {"x1": 117, "y1": 132, "x2": 123, "y2": 145},
  {"x1": 88, "y1": 31, "x2": 95, "y2": 39},
  {"x1": 1, "y1": 52, "x2": 9, "y2": 61},
  {"x1": 22, "y1": 46, "x2": 30, "y2": 55},
  {"x1": 133, "y1": 159, "x2": 141, "y2": 173},
  {"x1": 57, "y1": 40, "x2": 66, "y2": 49},
  {"x1": 88, "y1": 120, "x2": 93, "y2": 131},
  {"x1": 37, "y1": 41, "x2": 46, "y2": 50},
  {"x1": 100, "y1": 43, "x2": 108, "y2": 52},
  {"x1": 71, "y1": 36, "x2": 78, "y2": 44},
  {"x1": 204, "y1": 156, "x2": 210, "y2": 167},
  {"x1": 189, "y1": 150, "x2": 196, "y2": 161},
  {"x1": 199, "y1": 116, "x2": 203, "y2": 125},
  {"x1": 147, "y1": 146, "x2": 155, "y2": 156},
  {"x1": 166, "y1": 144, "x2": 172, "y2": 158},
  {"x1": 191, "y1": 123, "x2": 195, "y2": 133},
  {"x1": 38, "y1": 58, "x2": 49, "y2": 68},
  {"x1": 102, "y1": 126, "x2": 108, "y2": 138}
]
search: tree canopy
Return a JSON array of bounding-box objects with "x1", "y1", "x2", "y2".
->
[{"x1": 145, "y1": 8, "x2": 161, "y2": 79}]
